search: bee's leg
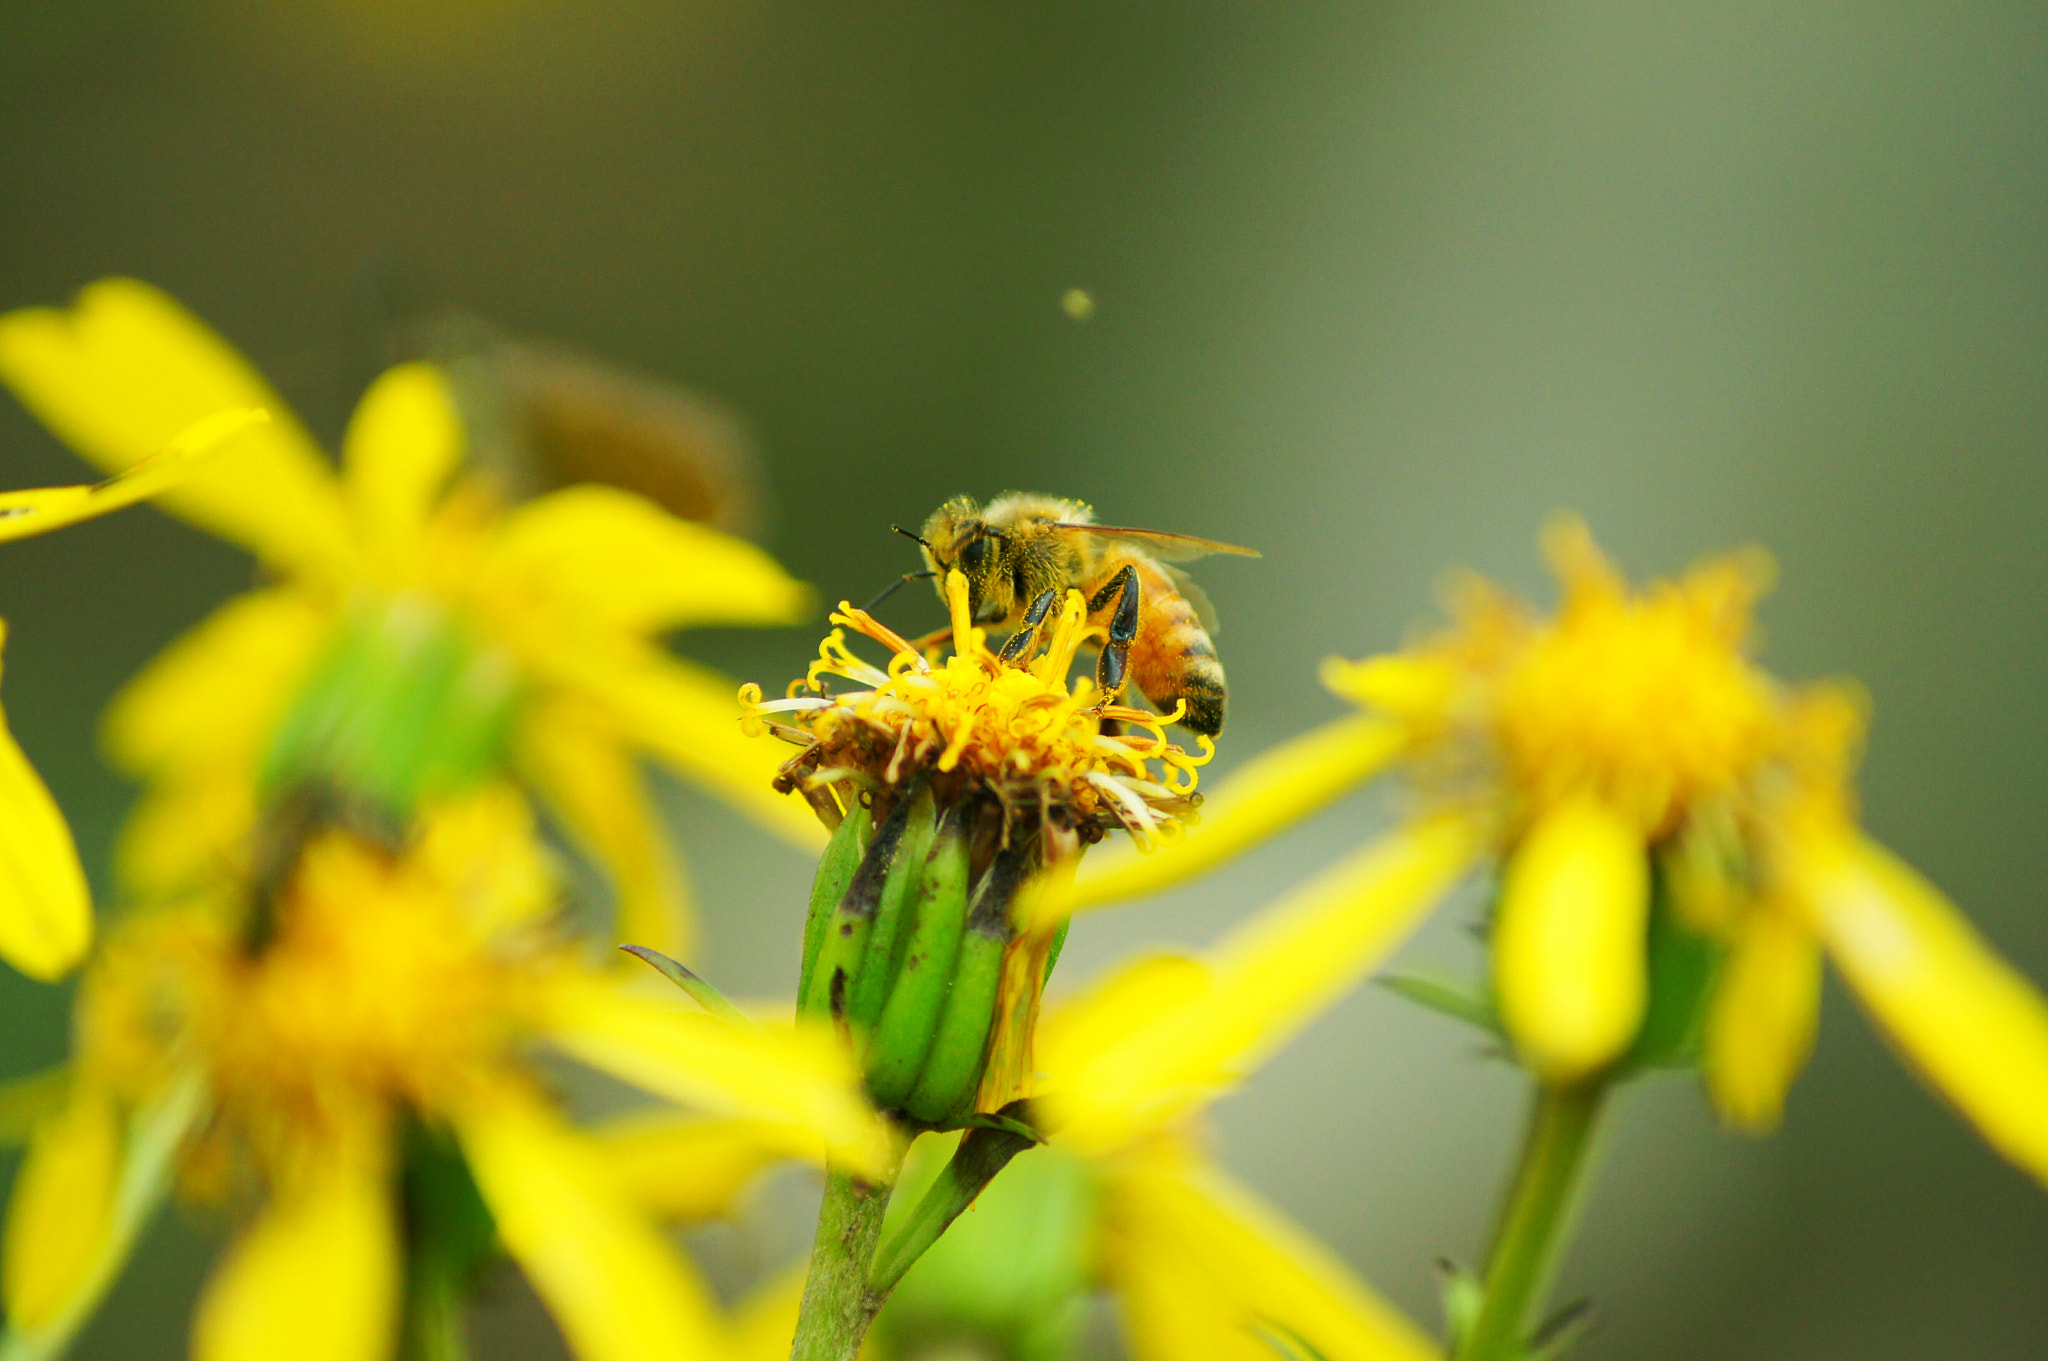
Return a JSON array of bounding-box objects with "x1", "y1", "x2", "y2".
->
[
  {"x1": 997, "y1": 588, "x2": 1061, "y2": 664},
  {"x1": 1088, "y1": 565, "x2": 1141, "y2": 698}
]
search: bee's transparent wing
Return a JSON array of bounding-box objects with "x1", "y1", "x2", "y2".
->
[{"x1": 1051, "y1": 524, "x2": 1261, "y2": 564}]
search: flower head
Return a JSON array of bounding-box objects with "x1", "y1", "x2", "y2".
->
[
  {"x1": 1318, "y1": 519, "x2": 1868, "y2": 1082},
  {"x1": 746, "y1": 570, "x2": 1205, "y2": 850},
  {"x1": 3, "y1": 785, "x2": 885, "y2": 1361},
  {"x1": 743, "y1": 572, "x2": 1210, "y2": 1128},
  {"x1": 1061, "y1": 519, "x2": 2048, "y2": 1189},
  {"x1": 0, "y1": 279, "x2": 820, "y2": 961}
]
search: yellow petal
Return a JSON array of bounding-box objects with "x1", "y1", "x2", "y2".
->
[
  {"x1": 519, "y1": 697, "x2": 695, "y2": 961},
  {"x1": 0, "y1": 408, "x2": 270, "y2": 545},
  {"x1": 3, "y1": 1086, "x2": 120, "y2": 1333},
  {"x1": 1493, "y1": 798, "x2": 1650, "y2": 1082},
  {"x1": 455, "y1": 1084, "x2": 730, "y2": 1361},
  {"x1": 1804, "y1": 833, "x2": 2048, "y2": 1186},
  {"x1": 1704, "y1": 908, "x2": 1822, "y2": 1131},
  {"x1": 539, "y1": 646, "x2": 827, "y2": 853},
  {"x1": 728, "y1": 1264, "x2": 808, "y2": 1361},
  {"x1": 1041, "y1": 815, "x2": 1480, "y2": 1155},
  {"x1": 2, "y1": 1073, "x2": 202, "y2": 1358},
  {"x1": 536, "y1": 973, "x2": 888, "y2": 1177},
  {"x1": 191, "y1": 1141, "x2": 398, "y2": 1361},
  {"x1": 1054, "y1": 715, "x2": 1405, "y2": 919},
  {"x1": 341, "y1": 362, "x2": 464, "y2": 570},
  {"x1": 593, "y1": 1112, "x2": 823, "y2": 1221},
  {"x1": 0, "y1": 696, "x2": 92, "y2": 980},
  {"x1": 0, "y1": 279, "x2": 354, "y2": 575},
  {"x1": 111, "y1": 775, "x2": 256, "y2": 901},
  {"x1": 101, "y1": 586, "x2": 332, "y2": 781},
  {"x1": 0, "y1": 1066, "x2": 68, "y2": 1146},
  {"x1": 1104, "y1": 1139, "x2": 1439, "y2": 1361},
  {"x1": 483, "y1": 483, "x2": 811, "y2": 636}
]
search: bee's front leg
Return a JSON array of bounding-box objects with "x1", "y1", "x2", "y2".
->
[
  {"x1": 1088, "y1": 565, "x2": 1141, "y2": 699},
  {"x1": 997, "y1": 588, "x2": 1062, "y2": 664}
]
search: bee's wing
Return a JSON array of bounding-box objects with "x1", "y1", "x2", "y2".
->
[
  {"x1": 1158, "y1": 560, "x2": 1224, "y2": 636},
  {"x1": 1051, "y1": 524, "x2": 1262, "y2": 563}
]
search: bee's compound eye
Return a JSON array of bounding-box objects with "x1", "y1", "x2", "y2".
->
[{"x1": 960, "y1": 536, "x2": 992, "y2": 571}]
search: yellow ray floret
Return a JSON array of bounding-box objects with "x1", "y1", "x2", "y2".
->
[{"x1": 0, "y1": 406, "x2": 268, "y2": 982}]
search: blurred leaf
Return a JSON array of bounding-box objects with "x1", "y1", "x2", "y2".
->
[{"x1": 1380, "y1": 971, "x2": 1505, "y2": 1040}]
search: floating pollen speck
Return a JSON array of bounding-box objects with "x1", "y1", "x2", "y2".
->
[{"x1": 1061, "y1": 288, "x2": 1096, "y2": 322}]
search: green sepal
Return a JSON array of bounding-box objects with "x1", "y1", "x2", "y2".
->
[
  {"x1": 1040, "y1": 913, "x2": 1071, "y2": 987},
  {"x1": 847, "y1": 787, "x2": 938, "y2": 1029},
  {"x1": 798, "y1": 800, "x2": 872, "y2": 1009},
  {"x1": 1380, "y1": 971, "x2": 1506, "y2": 1040},
  {"x1": 864, "y1": 813, "x2": 972, "y2": 1111},
  {"x1": 901, "y1": 842, "x2": 1030, "y2": 1127},
  {"x1": 802, "y1": 788, "x2": 920, "y2": 1020},
  {"x1": 1615, "y1": 868, "x2": 1724, "y2": 1076}
]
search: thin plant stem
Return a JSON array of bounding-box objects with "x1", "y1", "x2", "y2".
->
[
  {"x1": 1455, "y1": 1077, "x2": 1611, "y2": 1361},
  {"x1": 789, "y1": 1137, "x2": 909, "y2": 1361}
]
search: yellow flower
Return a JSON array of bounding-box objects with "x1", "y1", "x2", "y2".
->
[
  {"x1": 1057, "y1": 518, "x2": 2048, "y2": 1187},
  {"x1": 0, "y1": 278, "x2": 821, "y2": 960},
  {"x1": 1, "y1": 785, "x2": 885, "y2": 1361},
  {"x1": 747, "y1": 569, "x2": 1207, "y2": 847},
  {"x1": 745, "y1": 572, "x2": 1210, "y2": 1121},
  {"x1": 0, "y1": 406, "x2": 268, "y2": 980},
  {"x1": 737, "y1": 818, "x2": 1477, "y2": 1361},
  {"x1": 1034, "y1": 816, "x2": 1477, "y2": 1361}
]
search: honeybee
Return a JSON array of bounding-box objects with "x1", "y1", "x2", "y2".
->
[{"x1": 901, "y1": 493, "x2": 1258, "y2": 736}]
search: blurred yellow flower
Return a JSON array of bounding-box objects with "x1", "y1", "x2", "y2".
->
[
  {"x1": 736, "y1": 819, "x2": 1475, "y2": 1361},
  {"x1": 1033, "y1": 817, "x2": 1475, "y2": 1361},
  {"x1": 0, "y1": 407, "x2": 268, "y2": 981},
  {"x1": 0, "y1": 278, "x2": 822, "y2": 960},
  {"x1": 0, "y1": 785, "x2": 884, "y2": 1361},
  {"x1": 1060, "y1": 518, "x2": 2048, "y2": 1187}
]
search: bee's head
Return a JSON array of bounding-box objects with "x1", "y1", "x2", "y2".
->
[{"x1": 916, "y1": 496, "x2": 1008, "y2": 618}]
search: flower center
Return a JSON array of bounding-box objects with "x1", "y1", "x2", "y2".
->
[
  {"x1": 745, "y1": 572, "x2": 1207, "y2": 846},
  {"x1": 1493, "y1": 582, "x2": 1778, "y2": 834}
]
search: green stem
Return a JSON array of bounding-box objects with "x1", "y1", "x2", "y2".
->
[
  {"x1": 398, "y1": 1270, "x2": 469, "y2": 1361},
  {"x1": 789, "y1": 1140, "x2": 908, "y2": 1361},
  {"x1": 1455, "y1": 1077, "x2": 1610, "y2": 1361}
]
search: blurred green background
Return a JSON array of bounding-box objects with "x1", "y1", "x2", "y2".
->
[{"x1": 2, "y1": 2, "x2": 2046, "y2": 1357}]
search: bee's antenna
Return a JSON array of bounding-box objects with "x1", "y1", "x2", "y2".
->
[
  {"x1": 862, "y1": 571, "x2": 937, "y2": 613},
  {"x1": 891, "y1": 525, "x2": 932, "y2": 550}
]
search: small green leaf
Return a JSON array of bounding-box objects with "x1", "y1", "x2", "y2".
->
[
  {"x1": 1527, "y1": 1297, "x2": 1595, "y2": 1359},
  {"x1": 618, "y1": 945, "x2": 755, "y2": 1028},
  {"x1": 1380, "y1": 971, "x2": 1506, "y2": 1039},
  {"x1": 1436, "y1": 1256, "x2": 1485, "y2": 1349},
  {"x1": 1253, "y1": 1321, "x2": 1332, "y2": 1361}
]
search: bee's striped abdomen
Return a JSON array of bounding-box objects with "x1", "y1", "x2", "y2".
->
[{"x1": 1121, "y1": 561, "x2": 1229, "y2": 737}]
